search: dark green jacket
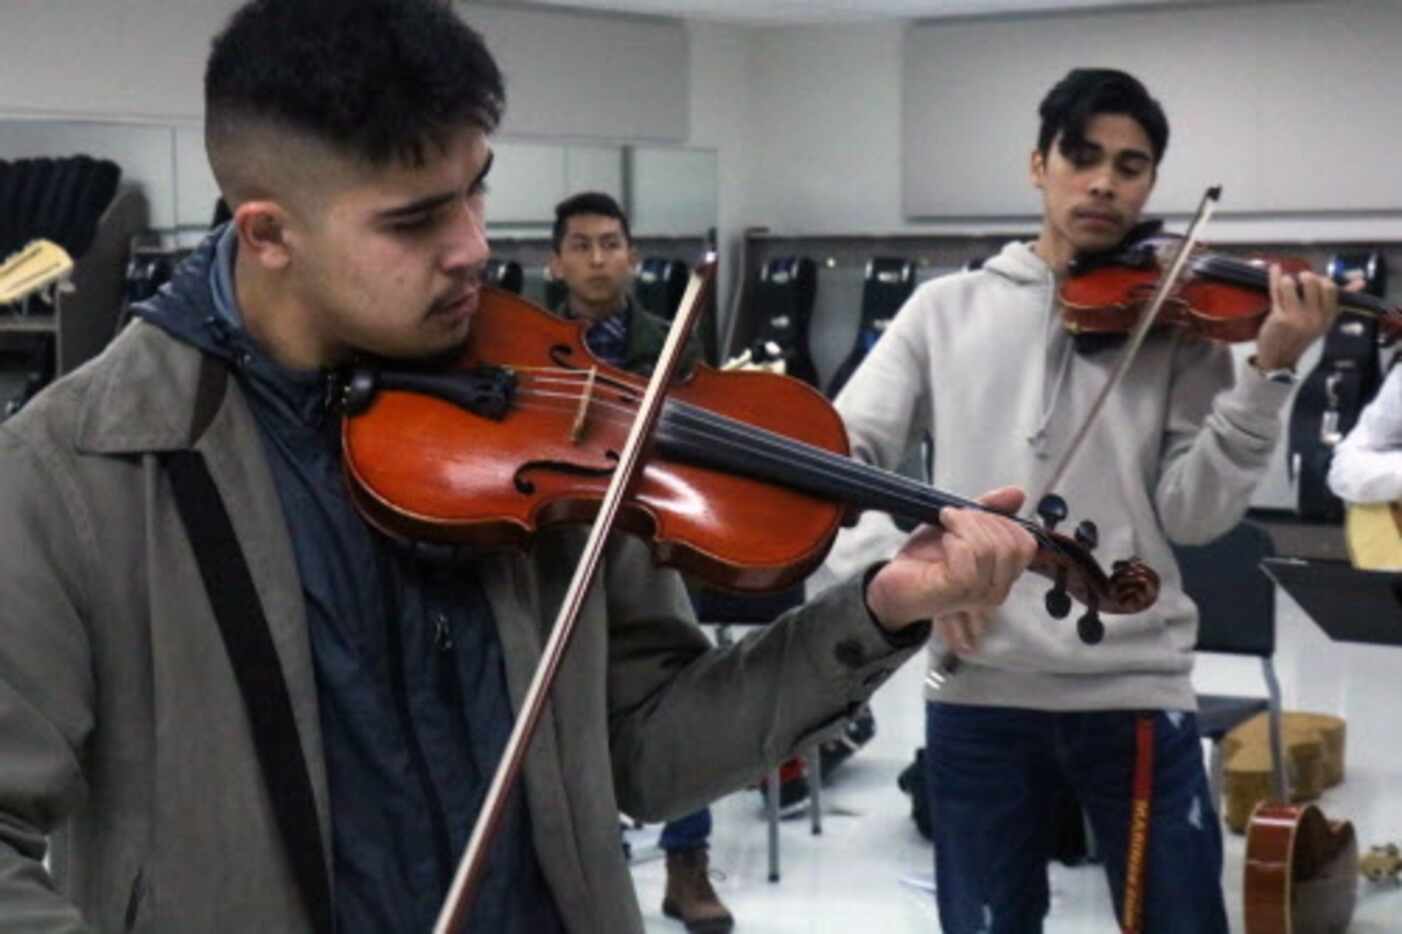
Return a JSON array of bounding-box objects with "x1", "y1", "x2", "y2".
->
[{"x1": 552, "y1": 294, "x2": 703, "y2": 377}]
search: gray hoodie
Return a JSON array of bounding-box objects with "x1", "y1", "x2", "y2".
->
[{"x1": 812, "y1": 239, "x2": 1291, "y2": 712}]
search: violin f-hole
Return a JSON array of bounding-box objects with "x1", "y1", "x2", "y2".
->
[{"x1": 513, "y1": 452, "x2": 619, "y2": 495}]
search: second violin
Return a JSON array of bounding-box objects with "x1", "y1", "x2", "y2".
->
[{"x1": 1059, "y1": 233, "x2": 1402, "y2": 343}]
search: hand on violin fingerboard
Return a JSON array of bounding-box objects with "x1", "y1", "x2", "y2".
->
[
  {"x1": 1254, "y1": 265, "x2": 1341, "y2": 371},
  {"x1": 863, "y1": 486, "x2": 1039, "y2": 634}
]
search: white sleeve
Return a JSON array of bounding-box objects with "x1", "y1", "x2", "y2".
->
[{"x1": 1328, "y1": 363, "x2": 1402, "y2": 504}]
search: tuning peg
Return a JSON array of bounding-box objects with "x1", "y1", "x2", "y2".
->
[
  {"x1": 1077, "y1": 611, "x2": 1105, "y2": 645},
  {"x1": 1074, "y1": 519, "x2": 1098, "y2": 551},
  {"x1": 1036, "y1": 494, "x2": 1069, "y2": 532},
  {"x1": 339, "y1": 369, "x2": 378, "y2": 415}
]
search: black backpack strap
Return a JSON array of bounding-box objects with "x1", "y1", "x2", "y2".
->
[{"x1": 164, "y1": 449, "x2": 334, "y2": 934}]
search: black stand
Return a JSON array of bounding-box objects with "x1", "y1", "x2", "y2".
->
[{"x1": 1263, "y1": 557, "x2": 1402, "y2": 644}]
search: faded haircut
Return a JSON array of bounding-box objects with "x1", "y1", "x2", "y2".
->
[{"x1": 204, "y1": 0, "x2": 504, "y2": 203}]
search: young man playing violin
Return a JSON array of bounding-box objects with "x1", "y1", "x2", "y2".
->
[
  {"x1": 0, "y1": 2, "x2": 1038, "y2": 932},
  {"x1": 815, "y1": 68, "x2": 1339, "y2": 933},
  {"x1": 546, "y1": 190, "x2": 729, "y2": 934}
]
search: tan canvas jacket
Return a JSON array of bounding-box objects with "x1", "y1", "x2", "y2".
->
[{"x1": 0, "y1": 319, "x2": 916, "y2": 932}]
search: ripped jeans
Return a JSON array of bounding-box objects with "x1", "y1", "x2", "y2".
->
[{"x1": 924, "y1": 704, "x2": 1228, "y2": 934}]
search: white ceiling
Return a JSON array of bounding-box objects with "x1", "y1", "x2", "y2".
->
[{"x1": 506, "y1": 0, "x2": 1203, "y2": 26}]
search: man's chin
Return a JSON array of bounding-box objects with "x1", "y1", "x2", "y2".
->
[
  {"x1": 384, "y1": 334, "x2": 472, "y2": 368},
  {"x1": 365, "y1": 319, "x2": 473, "y2": 365},
  {"x1": 583, "y1": 288, "x2": 625, "y2": 308},
  {"x1": 1072, "y1": 229, "x2": 1127, "y2": 255}
]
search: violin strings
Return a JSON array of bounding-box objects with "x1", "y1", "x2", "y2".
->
[
  {"x1": 1194, "y1": 254, "x2": 1390, "y2": 317},
  {"x1": 663, "y1": 400, "x2": 1066, "y2": 549},
  {"x1": 505, "y1": 373, "x2": 1075, "y2": 565},
  {"x1": 485, "y1": 392, "x2": 1090, "y2": 584},
  {"x1": 510, "y1": 374, "x2": 956, "y2": 517},
  {"x1": 512, "y1": 372, "x2": 995, "y2": 521}
]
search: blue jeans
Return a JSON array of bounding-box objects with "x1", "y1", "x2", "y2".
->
[
  {"x1": 658, "y1": 807, "x2": 712, "y2": 852},
  {"x1": 924, "y1": 703, "x2": 1228, "y2": 934}
]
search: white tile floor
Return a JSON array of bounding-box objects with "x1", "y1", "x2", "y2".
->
[{"x1": 629, "y1": 590, "x2": 1402, "y2": 933}]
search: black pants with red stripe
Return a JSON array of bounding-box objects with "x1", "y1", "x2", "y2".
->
[{"x1": 924, "y1": 705, "x2": 1228, "y2": 934}]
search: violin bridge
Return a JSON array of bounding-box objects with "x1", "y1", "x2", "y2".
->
[{"x1": 571, "y1": 366, "x2": 599, "y2": 443}]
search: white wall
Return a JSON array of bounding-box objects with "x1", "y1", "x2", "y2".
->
[
  {"x1": 684, "y1": 21, "x2": 753, "y2": 320},
  {"x1": 0, "y1": 0, "x2": 232, "y2": 123},
  {"x1": 5, "y1": 2, "x2": 1401, "y2": 255},
  {"x1": 466, "y1": 2, "x2": 689, "y2": 142},
  {"x1": 732, "y1": 8, "x2": 1402, "y2": 244},
  {"x1": 740, "y1": 23, "x2": 910, "y2": 235}
]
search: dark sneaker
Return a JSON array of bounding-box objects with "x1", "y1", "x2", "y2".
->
[{"x1": 756, "y1": 756, "x2": 810, "y2": 816}]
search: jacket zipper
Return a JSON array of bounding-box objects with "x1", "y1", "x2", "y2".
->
[
  {"x1": 124, "y1": 867, "x2": 146, "y2": 931},
  {"x1": 385, "y1": 603, "x2": 455, "y2": 896},
  {"x1": 434, "y1": 610, "x2": 464, "y2": 712}
]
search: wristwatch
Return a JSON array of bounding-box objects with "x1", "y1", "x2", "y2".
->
[{"x1": 1249, "y1": 355, "x2": 1297, "y2": 386}]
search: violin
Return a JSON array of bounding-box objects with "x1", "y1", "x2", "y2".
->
[
  {"x1": 1059, "y1": 233, "x2": 1402, "y2": 343},
  {"x1": 339, "y1": 286, "x2": 1160, "y2": 638}
]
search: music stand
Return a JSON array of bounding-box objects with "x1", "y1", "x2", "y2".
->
[{"x1": 1262, "y1": 557, "x2": 1402, "y2": 645}]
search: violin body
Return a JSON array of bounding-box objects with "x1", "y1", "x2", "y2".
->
[
  {"x1": 1244, "y1": 801, "x2": 1358, "y2": 934},
  {"x1": 343, "y1": 287, "x2": 1159, "y2": 617},
  {"x1": 1061, "y1": 243, "x2": 1312, "y2": 343},
  {"x1": 1061, "y1": 234, "x2": 1402, "y2": 343},
  {"x1": 343, "y1": 286, "x2": 848, "y2": 592}
]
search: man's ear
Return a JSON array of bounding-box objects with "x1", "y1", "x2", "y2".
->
[
  {"x1": 547, "y1": 253, "x2": 563, "y2": 282},
  {"x1": 233, "y1": 200, "x2": 292, "y2": 270},
  {"x1": 1029, "y1": 148, "x2": 1046, "y2": 190},
  {"x1": 627, "y1": 244, "x2": 640, "y2": 271}
]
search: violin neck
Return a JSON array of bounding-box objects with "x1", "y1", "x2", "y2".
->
[
  {"x1": 654, "y1": 399, "x2": 1036, "y2": 537},
  {"x1": 1195, "y1": 254, "x2": 1395, "y2": 319},
  {"x1": 1338, "y1": 290, "x2": 1395, "y2": 319}
]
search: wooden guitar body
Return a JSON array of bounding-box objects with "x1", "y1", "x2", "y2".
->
[
  {"x1": 1345, "y1": 501, "x2": 1402, "y2": 571},
  {"x1": 1245, "y1": 801, "x2": 1358, "y2": 934}
]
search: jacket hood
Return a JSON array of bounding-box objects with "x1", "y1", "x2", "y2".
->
[
  {"x1": 131, "y1": 226, "x2": 333, "y2": 432},
  {"x1": 130, "y1": 228, "x2": 235, "y2": 362}
]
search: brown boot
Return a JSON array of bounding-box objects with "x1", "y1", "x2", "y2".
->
[{"x1": 662, "y1": 847, "x2": 734, "y2": 933}]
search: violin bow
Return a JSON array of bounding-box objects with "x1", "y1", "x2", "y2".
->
[
  {"x1": 1030, "y1": 185, "x2": 1222, "y2": 508},
  {"x1": 432, "y1": 254, "x2": 718, "y2": 933}
]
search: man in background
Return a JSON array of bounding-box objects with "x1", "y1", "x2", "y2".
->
[
  {"x1": 548, "y1": 191, "x2": 701, "y2": 377},
  {"x1": 547, "y1": 190, "x2": 727, "y2": 934}
]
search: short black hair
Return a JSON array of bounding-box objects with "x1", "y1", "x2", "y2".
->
[
  {"x1": 1037, "y1": 68, "x2": 1168, "y2": 168},
  {"x1": 205, "y1": 0, "x2": 504, "y2": 170},
  {"x1": 552, "y1": 192, "x2": 631, "y2": 253}
]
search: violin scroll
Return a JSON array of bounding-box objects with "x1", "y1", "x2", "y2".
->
[
  {"x1": 928, "y1": 495, "x2": 1158, "y2": 689},
  {"x1": 1026, "y1": 493, "x2": 1159, "y2": 646}
]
